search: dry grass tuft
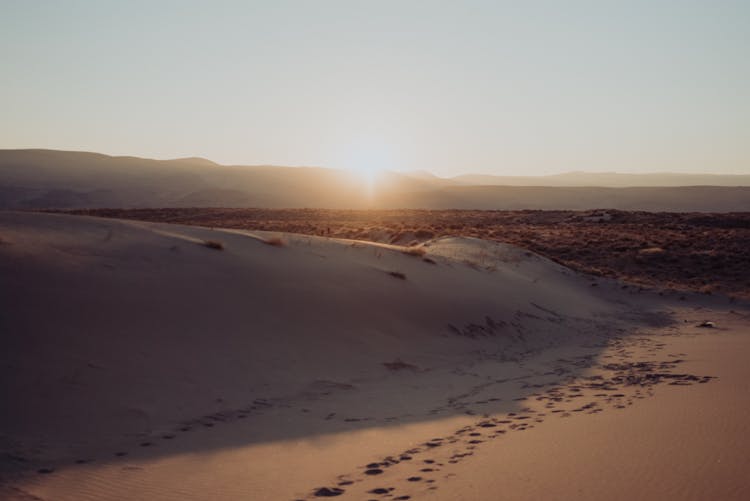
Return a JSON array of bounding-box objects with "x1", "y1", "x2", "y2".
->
[
  {"x1": 388, "y1": 271, "x2": 407, "y2": 280},
  {"x1": 203, "y1": 240, "x2": 224, "y2": 250},
  {"x1": 263, "y1": 236, "x2": 285, "y2": 247},
  {"x1": 639, "y1": 247, "x2": 665, "y2": 255}
]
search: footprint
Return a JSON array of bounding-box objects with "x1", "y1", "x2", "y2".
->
[
  {"x1": 368, "y1": 487, "x2": 393, "y2": 494},
  {"x1": 313, "y1": 487, "x2": 344, "y2": 497}
]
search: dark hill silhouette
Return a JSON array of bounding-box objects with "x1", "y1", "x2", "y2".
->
[{"x1": 1, "y1": 149, "x2": 749, "y2": 211}]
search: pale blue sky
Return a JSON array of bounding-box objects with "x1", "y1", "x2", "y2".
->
[{"x1": 1, "y1": 1, "x2": 748, "y2": 176}]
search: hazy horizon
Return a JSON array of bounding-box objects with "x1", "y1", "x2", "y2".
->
[
  {"x1": 2, "y1": 1, "x2": 749, "y2": 177},
  {"x1": 5, "y1": 147, "x2": 750, "y2": 180}
]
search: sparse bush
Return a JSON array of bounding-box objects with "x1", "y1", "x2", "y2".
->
[
  {"x1": 414, "y1": 229, "x2": 435, "y2": 240},
  {"x1": 388, "y1": 271, "x2": 407, "y2": 280},
  {"x1": 264, "y1": 236, "x2": 285, "y2": 247},
  {"x1": 203, "y1": 240, "x2": 224, "y2": 250}
]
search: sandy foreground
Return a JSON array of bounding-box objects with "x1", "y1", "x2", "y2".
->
[{"x1": 0, "y1": 211, "x2": 748, "y2": 500}]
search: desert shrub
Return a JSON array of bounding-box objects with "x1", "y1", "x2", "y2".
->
[
  {"x1": 414, "y1": 228, "x2": 435, "y2": 240},
  {"x1": 203, "y1": 240, "x2": 224, "y2": 250},
  {"x1": 388, "y1": 271, "x2": 407, "y2": 280},
  {"x1": 389, "y1": 231, "x2": 407, "y2": 244},
  {"x1": 264, "y1": 236, "x2": 285, "y2": 247}
]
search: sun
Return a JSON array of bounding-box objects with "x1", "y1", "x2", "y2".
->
[
  {"x1": 342, "y1": 141, "x2": 392, "y2": 198},
  {"x1": 350, "y1": 158, "x2": 380, "y2": 180},
  {"x1": 345, "y1": 166, "x2": 377, "y2": 201}
]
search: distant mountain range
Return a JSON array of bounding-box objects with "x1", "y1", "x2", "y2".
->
[
  {"x1": 451, "y1": 171, "x2": 750, "y2": 188},
  {"x1": 1, "y1": 149, "x2": 749, "y2": 212}
]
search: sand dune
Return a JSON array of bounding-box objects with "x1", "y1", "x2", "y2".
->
[{"x1": 1, "y1": 212, "x2": 748, "y2": 500}]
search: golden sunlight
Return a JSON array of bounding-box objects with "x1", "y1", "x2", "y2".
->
[{"x1": 342, "y1": 140, "x2": 392, "y2": 198}]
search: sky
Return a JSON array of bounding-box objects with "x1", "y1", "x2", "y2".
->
[{"x1": 1, "y1": 0, "x2": 748, "y2": 177}]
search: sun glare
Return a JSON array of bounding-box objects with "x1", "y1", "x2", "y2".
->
[{"x1": 342, "y1": 141, "x2": 392, "y2": 199}]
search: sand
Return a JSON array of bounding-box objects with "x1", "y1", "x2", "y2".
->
[{"x1": 0, "y1": 211, "x2": 748, "y2": 500}]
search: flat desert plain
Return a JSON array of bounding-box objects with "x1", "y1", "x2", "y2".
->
[{"x1": 1, "y1": 211, "x2": 749, "y2": 500}]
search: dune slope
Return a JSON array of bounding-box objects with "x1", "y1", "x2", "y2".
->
[
  {"x1": 0, "y1": 211, "x2": 747, "y2": 500},
  {"x1": 0, "y1": 212, "x2": 617, "y2": 450}
]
